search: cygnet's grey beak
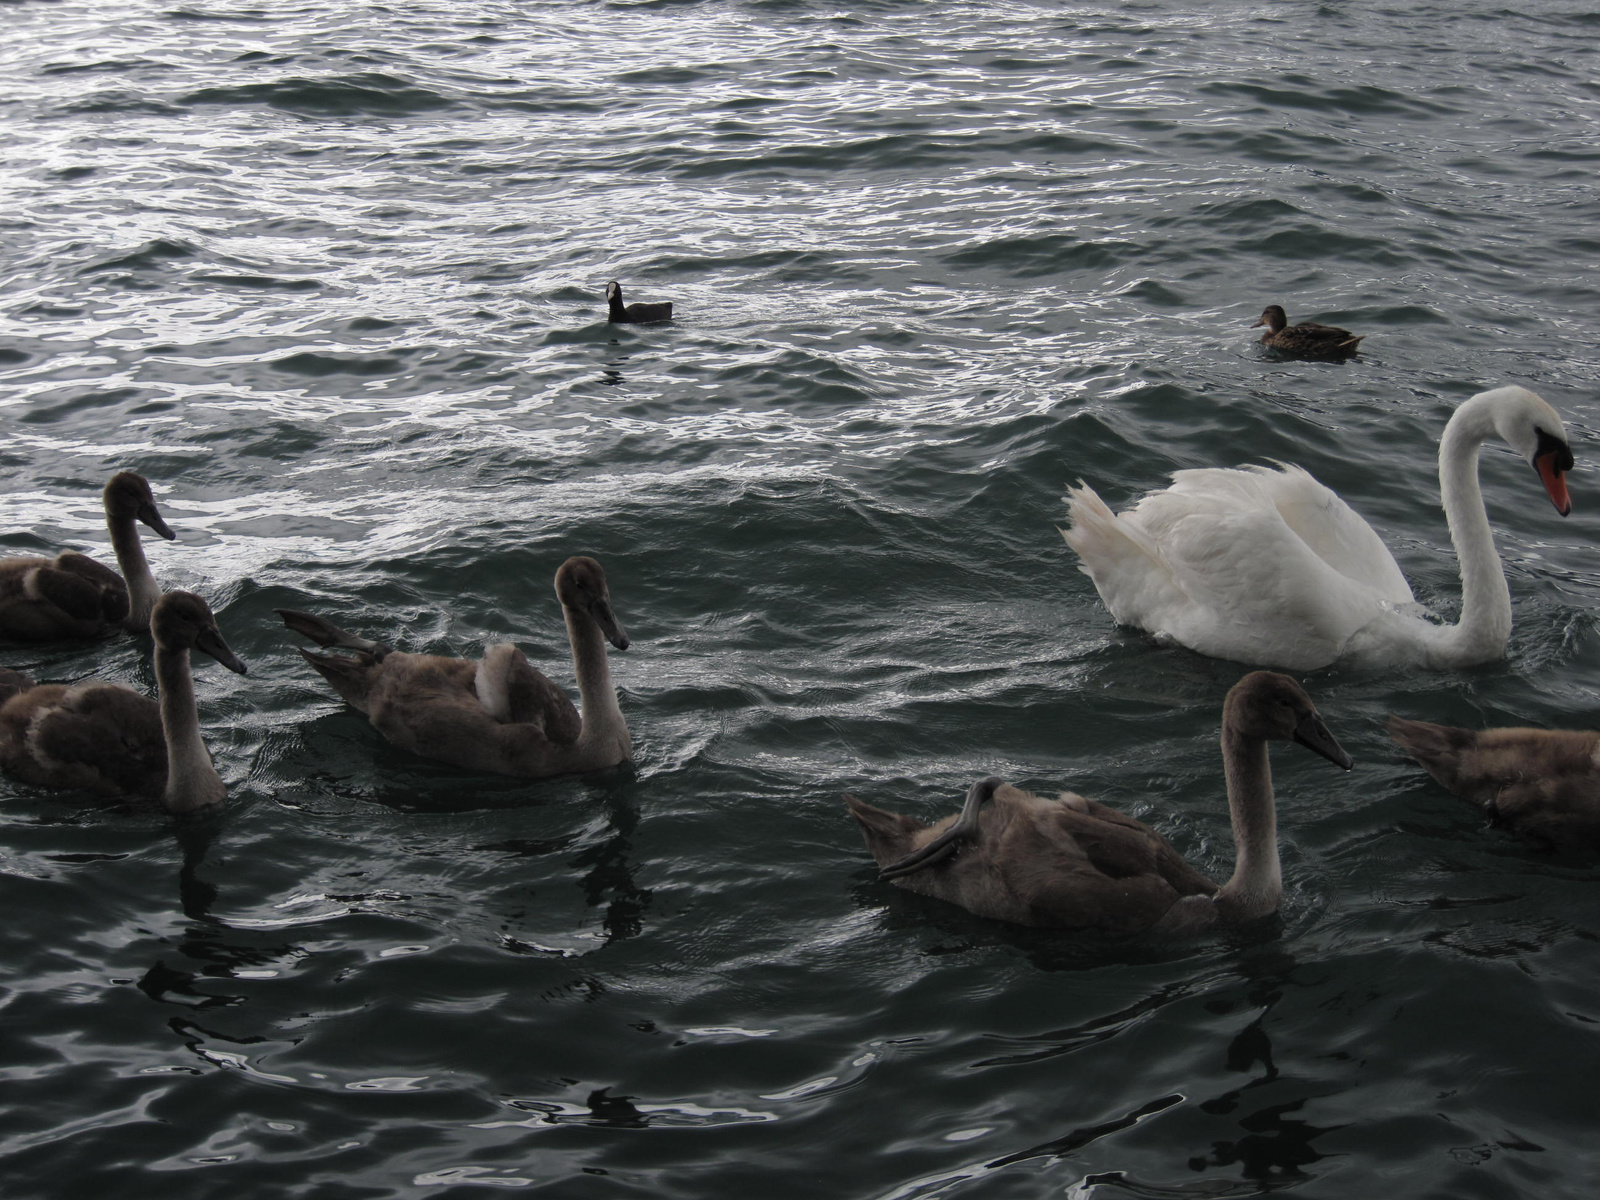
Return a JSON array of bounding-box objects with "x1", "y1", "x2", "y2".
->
[
  {"x1": 140, "y1": 502, "x2": 177, "y2": 541},
  {"x1": 197, "y1": 625, "x2": 248, "y2": 675},
  {"x1": 1293, "y1": 712, "x2": 1353, "y2": 770}
]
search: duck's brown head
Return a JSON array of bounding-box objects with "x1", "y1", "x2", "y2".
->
[{"x1": 1251, "y1": 305, "x2": 1289, "y2": 334}]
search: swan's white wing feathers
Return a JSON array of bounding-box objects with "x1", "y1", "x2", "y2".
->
[
  {"x1": 1134, "y1": 466, "x2": 1411, "y2": 603},
  {"x1": 1065, "y1": 468, "x2": 1413, "y2": 670},
  {"x1": 1238, "y1": 464, "x2": 1412, "y2": 603},
  {"x1": 1149, "y1": 507, "x2": 1391, "y2": 668},
  {"x1": 1062, "y1": 484, "x2": 1190, "y2": 633}
]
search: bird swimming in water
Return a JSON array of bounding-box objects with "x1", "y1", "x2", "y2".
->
[
  {"x1": 278, "y1": 556, "x2": 633, "y2": 780},
  {"x1": 0, "y1": 591, "x2": 246, "y2": 812},
  {"x1": 1063, "y1": 386, "x2": 1573, "y2": 671},
  {"x1": 846, "y1": 672, "x2": 1353, "y2": 934},
  {"x1": 1252, "y1": 304, "x2": 1363, "y2": 359},
  {"x1": 0, "y1": 471, "x2": 176, "y2": 641},
  {"x1": 1388, "y1": 715, "x2": 1600, "y2": 854},
  {"x1": 605, "y1": 281, "x2": 673, "y2": 324}
]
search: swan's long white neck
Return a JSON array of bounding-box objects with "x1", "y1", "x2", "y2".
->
[
  {"x1": 156, "y1": 643, "x2": 225, "y2": 812},
  {"x1": 108, "y1": 511, "x2": 159, "y2": 632},
  {"x1": 1431, "y1": 393, "x2": 1512, "y2": 666},
  {"x1": 565, "y1": 605, "x2": 630, "y2": 759},
  {"x1": 1214, "y1": 726, "x2": 1280, "y2": 921}
]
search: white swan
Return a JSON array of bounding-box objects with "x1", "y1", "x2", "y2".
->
[{"x1": 1063, "y1": 386, "x2": 1574, "y2": 671}]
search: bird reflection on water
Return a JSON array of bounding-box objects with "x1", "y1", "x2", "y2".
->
[
  {"x1": 571, "y1": 790, "x2": 652, "y2": 944},
  {"x1": 909, "y1": 952, "x2": 1344, "y2": 1190}
]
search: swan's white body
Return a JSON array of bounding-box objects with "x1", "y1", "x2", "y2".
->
[{"x1": 1064, "y1": 387, "x2": 1573, "y2": 671}]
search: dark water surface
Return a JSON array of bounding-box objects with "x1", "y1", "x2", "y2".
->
[{"x1": 3, "y1": 1, "x2": 1599, "y2": 1196}]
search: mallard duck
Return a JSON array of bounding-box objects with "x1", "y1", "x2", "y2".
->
[
  {"x1": 1388, "y1": 716, "x2": 1600, "y2": 853},
  {"x1": 605, "y1": 281, "x2": 673, "y2": 324},
  {"x1": 1252, "y1": 304, "x2": 1363, "y2": 359},
  {"x1": 1063, "y1": 386, "x2": 1573, "y2": 671},
  {"x1": 0, "y1": 471, "x2": 176, "y2": 640},
  {"x1": 0, "y1": 591, "x2": 247, "y2": 812},
  {"x1": 846, "y1": 672, "x2": 1353, "y2": 934},
  {"x1": 278, "y1": 556, "x2": 632, "y2": 779}
]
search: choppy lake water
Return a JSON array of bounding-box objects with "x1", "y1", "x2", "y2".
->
[{"x1": 3, "y1": 1, "x2": 1600, "y2": 1196}]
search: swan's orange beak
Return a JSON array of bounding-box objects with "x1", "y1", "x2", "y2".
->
[{"x1": 1536, "y1": 452, "x2": 1572, "y2": 516}]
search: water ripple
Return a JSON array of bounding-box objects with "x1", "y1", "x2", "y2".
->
[{"x1": 2, "y1": 1, "x2": 1600, "y2": 1198}]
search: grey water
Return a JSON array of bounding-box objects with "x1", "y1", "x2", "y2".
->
[{"x1": 2, "y1": 1, "x2": 1599, "y2": 1196}]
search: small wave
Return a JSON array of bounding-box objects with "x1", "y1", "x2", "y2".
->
[
  {"x1": 940, "y1": 233, "x2": 1139, "y2": 278},
  {"x1": 1003, "y1": 131, "x2": 1131, "y2": 157},
  {"x1": 1185, "y1": 195, "x2": 1310, "y2": 231},
  {"x1": 1203, "y1": 78, "x2": 1465, "y2": 117},
  {"x1": 1366, "y1": 304, "x2": 1450, "y2": 326},
  {"x1": 673, "y1": 133, "x2": 980, "y2": 180},
  {"x1": 1116, "y1": 279, "x2": 1191, "y2": 308},
  {"x1": 40, "y1": 58, "x2": 161, "y2": 77},
  {"x1": 19, "y1": 387, "x2": 152, "y2": 425},
  {"x1": 666, "y1": 247, "x2": 854, "y2": 286},
  {"x1": 710, "y1": 347, "x2": 880, "y2": 405},
  {"x1": 181, "y1": 73, "x2": 456, "y2": 116},
  {"x1": 342, "y1": 316, "x2": 410, "y2": 334},
  {"x1": 167, "y1": 7, "x2": 274, "y2": 22},
  {"x1": 476, "y1": 1089, "x2": 777, "y2": 1130},
  {"x1": 1242, "y1": 225, "x2": 1414, "y2": 266},
  {"x1": 273, "y1": 351, "x2": 409, "y2": 378},
  {"x1": 77, "y1": 238, "x2": 197, "y2": 276},
  {"x1": 59, "y1": 91, "x2": 186, "y2": 116},
  {"x1": 191, "y1": 273, "x2": 323, "y2": 292},
  {"x1": 613, "y1": 65, "x2": 711, "y2": 86}
]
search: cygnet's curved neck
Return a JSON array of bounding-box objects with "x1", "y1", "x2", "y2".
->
[
  {"x1": 1214, "y1": 725, "x2": 1281, "y2": 921},
  {"x1": 1432, "y1": 393, "x2": 1512, "y2": 666},
  {"x1": 155, "y1": 642, "x2": 224, "y2": 812},
  {"x1": 108, "y1": 510, "x2": 159, "y2": 631},
  {"x1": 565, "y1": 604, "x2": 629, "y2": 759}
]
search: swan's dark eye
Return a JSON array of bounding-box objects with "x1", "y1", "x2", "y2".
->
[{"x1": 1535, "y1": 428, "x2": 1574, "y2": 472}]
